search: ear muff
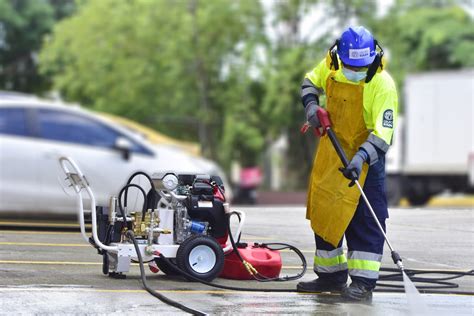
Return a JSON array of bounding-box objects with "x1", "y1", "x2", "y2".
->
[
  {"x1": 328, "y1": 40, "x2": 339, "y2": 71},
  {"x1": 378, "y1": 54, "x2": 386, "y2": 72},
  {"x1": 365, "y1": 40, "x2": 385, "y2": 83}
]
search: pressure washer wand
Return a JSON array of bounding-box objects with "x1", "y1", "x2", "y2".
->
[{"x1": 302, "y1": 108, "x2": 404, "y2": 272}]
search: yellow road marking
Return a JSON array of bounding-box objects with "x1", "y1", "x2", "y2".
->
[
  {"x1": 0, "y1": 239, "x2": 314, "y2": 253},
  {"x1": 429, "y1": 196, "x2": 474, "y2": 207},
  {"x1": 0, "y1": 242, "x2": 88, "y2": 247},
  {"x1": 400, "y1": 196, "x2": 474, "y2": 207},
  {"x1": 0, "y1": 260, "x2": 101, "y2": 265},
  {"x1": 240, "y1": 237, "x2": 274, "y2": 241},
  {"x1": 0, "y1": 221, "x2": 89, "y2": 228},
  {"x1": 2, "y1": 260, "x2": 470, "y2": 273},
  {"x1": 1, "y1": 287, "x2": 471, "y2": 297},
  {"x1": 0, "y1": 288, "x2": 308, "y2": 295},
  {"x1": 281, "y1": 249, "x2": 313, "y2": 254},
  {"x1": 0, "y1": 260, "x2": 303, "y2": 269},
  {"x1": 0, "y1": 230, "x2": 80, "y2": 235}
]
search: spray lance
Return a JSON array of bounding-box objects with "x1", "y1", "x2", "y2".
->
[{"x1": 301, "y1": 107, "x2": 404, "y2": 272}]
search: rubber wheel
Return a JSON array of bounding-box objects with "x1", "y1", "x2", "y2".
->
[
  {"x1": 154, "y1": 257, "x2": 180, "y2": 276},
  {"x1": 176, "y1": 235, "x2": 224, "y2": 281},
  {"x1": 407, "y1": 193, "x2": 431, "y2": 206},
  {"x1": 102, "y1": 252, "x2": 109, "y2": 275},
  {"x1": 385, "y1": 175, "x2": 401, "y2": 206}
]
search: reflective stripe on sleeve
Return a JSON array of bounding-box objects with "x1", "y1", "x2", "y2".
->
[
  {"x1": 360, "y1": 141, "x2": 379, "y2": 165},
  {"x1": 301, "y1": 86, "x2": 318, "y2": 98},
  {"x1": 367, "y1": 133, "x2": 389, "y2": 152},
  {"x1": 302, "y1": 78, "x2": 324, "y2": 94}
]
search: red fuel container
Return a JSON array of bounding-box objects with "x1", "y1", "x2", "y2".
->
[{"x1": 220, "y1": 244, "x2": 282, "y2": 280}]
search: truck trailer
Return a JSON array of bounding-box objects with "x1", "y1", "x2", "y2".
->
[{"x1": 386, "y1": 69, "x2": 474, "y2": 205}]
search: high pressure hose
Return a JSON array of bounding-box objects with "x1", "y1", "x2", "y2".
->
[
  {"x1": 126, "y1": 230, "x2": 207, "y2": 316},
  {"x1": 117, "y1": 178, "x2": 472, "y2": 316},
  {"x1": 118, "y1": 183, "x2": 148, "y2": 225},
  {"x1": 300, "y1": 108, "x2": 474, "y2": 295},
  {"x1": 225, "y1": 211, "x2": 307, "y2": 282},
  {"x1": 123, "y1": 171, "x2": 158, "y2": 221},
  {"x1": 149, "y1": 211, "x2": 307, "y2": 292},
  {"x1": 376, "y1": 267, "x2": 474, "y2": 294}
]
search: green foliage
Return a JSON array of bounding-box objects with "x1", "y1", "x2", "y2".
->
[
  {"x1": 375, "y1": 3, "x2": 474, "y2": 91},
  {"x1": 40, "y1": 0, "x2": 264, "y2": 165},
  {"x1": 260, "y1": 0, "x2": 378, "y2": 189},
  {"x1": 36, "y1": 0, "x2": 473, "y2": 188},
  {"x1": 0, "y1": 0, "x2": 74, "y2": 92}
]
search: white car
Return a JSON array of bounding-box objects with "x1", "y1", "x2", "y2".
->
[{"x1": 0, "y1": 94, "x2": 230, "y2": 214}]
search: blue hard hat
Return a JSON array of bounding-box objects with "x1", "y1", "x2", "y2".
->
[{"x1": 337, "y1": 26, "x2": 376, "y2": 67}]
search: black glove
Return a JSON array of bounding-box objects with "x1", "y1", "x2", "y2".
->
[
  {"x1": 339, "y1": 149, "x2": 368, "y2": 187},
  {"x1": 305, "y1": 102, "x2": 321, "y2": 128}
]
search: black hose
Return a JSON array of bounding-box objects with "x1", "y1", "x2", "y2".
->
[
  {"x1": 158, "y1": 254, "x2": 300, "y2": 292},
  {"x1": 226, "y1": 212, "x2": 307, "y2": 282},
  {"x1": 226, "y1": 211, "x2": 241, "y2": 250},
  {"x1": 256, "y1": 243, "x2": 307, "y2": 281},
  {"x1": 161, "y1": 254, "x2": 473, "y2": 294},
  {"x1": 376, "y1": 268, "x2": 474, "y2": 293},
  {"x1": 123, "y1": 171, "x2": 157, "y2": 221},
  {"x1": 152, "y1": 211, "x2": 306, "y2": 292},
  {"x1": 118, "y1": 183, "x2": 148, "y2": 225},
  {"x1": 126, "y1": 230, "x2": 207, "y2": 316},
  {"x1": 117, "y1": 180, "x2": 473, "y2": 296}
]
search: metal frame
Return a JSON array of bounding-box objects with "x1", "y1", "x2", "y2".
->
[{"x1": 59, "y1": 156, "x2": 245, "y2": 274}]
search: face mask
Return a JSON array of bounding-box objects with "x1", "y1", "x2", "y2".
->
[{"x1": 342, "y1": 67, "x2": 367, "y2": 82}]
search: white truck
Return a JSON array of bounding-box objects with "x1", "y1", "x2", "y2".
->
[{"x1": 386, "y1": 69, "x2": 474, "y2": 205}]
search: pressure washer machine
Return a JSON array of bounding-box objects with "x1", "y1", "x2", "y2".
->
[{"x1": 59, "y1": 156, "x2": 287, "y2": 282}]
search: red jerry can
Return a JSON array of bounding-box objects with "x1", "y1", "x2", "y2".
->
[{"x1": 220, "y1": 244, "x2": 282, "y2": 280}]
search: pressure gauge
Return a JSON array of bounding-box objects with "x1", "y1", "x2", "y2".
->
[{"x1": 162, "y1": 174, "x2": 179, "y2": 191}]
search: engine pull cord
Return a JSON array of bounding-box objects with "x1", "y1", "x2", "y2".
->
[{"x1": 126, "y1": 230, "x2": 207, "y2": 316}]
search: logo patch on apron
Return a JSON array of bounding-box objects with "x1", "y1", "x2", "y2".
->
[{"x1": 382, "y1": 109, "x2": 393, "y2": 128}]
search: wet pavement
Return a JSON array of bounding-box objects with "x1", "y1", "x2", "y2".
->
[
  {"x1": 1, "y1": 288, "x2": 472, "y2": 315},
  {"x1": 0, "y1": 206, "x2": 473, "y2": 315}
]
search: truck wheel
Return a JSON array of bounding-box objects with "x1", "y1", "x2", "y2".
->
[
  {"x1": 386, "y1": 175, "x2": 401, "y2": 206},
  {"x1": 176, "y1": 235, "x2": 224, "y2": 281},
  {"x1": 154, "y1": 257, "x2": 179, "y2": 276},
  {"x1": 407, "y1": 193, "x2": 431, "y2": 206}
]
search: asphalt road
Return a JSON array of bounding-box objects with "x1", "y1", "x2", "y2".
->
[{"x1": 0, "y1": 206, "x2": 473, "y2": 315}]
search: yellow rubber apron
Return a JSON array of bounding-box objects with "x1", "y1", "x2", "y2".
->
[{"x1": 306, "y1": 72, "x2": 370, "y2": 247}]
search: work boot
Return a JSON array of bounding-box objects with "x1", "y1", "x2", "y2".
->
[
  {"x1": 341, "y1": 282, "x2": 373, "y2": 302},
  {"x1": 297, "y1": 278, "x2": 347, "y2": 293}
]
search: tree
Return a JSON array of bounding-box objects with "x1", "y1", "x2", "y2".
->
[
  {"x1": 0, "y1": 0, "x2": 75, "y2": 92},
  {"x1": 40, "y1": 0, "x2": 264, "y2": 167},
  {"x1": 260, "y1": 0, "x2": 377, "y2": 189},
  {"x1": 373, "y1": 2, "x2": 474, "y2": 90}
]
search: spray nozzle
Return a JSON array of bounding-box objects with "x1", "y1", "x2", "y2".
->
[{"x1": 391, "y1": 251, "x2": 404, "y2": 270}]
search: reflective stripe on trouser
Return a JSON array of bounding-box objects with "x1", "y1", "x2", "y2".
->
[
  {"x1": 314, "y1": 247, "x2": 348, "y2": 273},
  {"x1": 347, "y1": 251, "x2": 382, "y2": 279}
]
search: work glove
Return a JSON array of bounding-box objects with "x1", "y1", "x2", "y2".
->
[
  {"x1": 339, "y1": 149, "x2": 368, "y2": 187},
  {"x1": 305, "y1": 102, "x2": 321, "y2": 128}
]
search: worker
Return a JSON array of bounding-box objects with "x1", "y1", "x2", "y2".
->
[{"x1": 297, "y1": 26, "x2": 398, "y2": 301}]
